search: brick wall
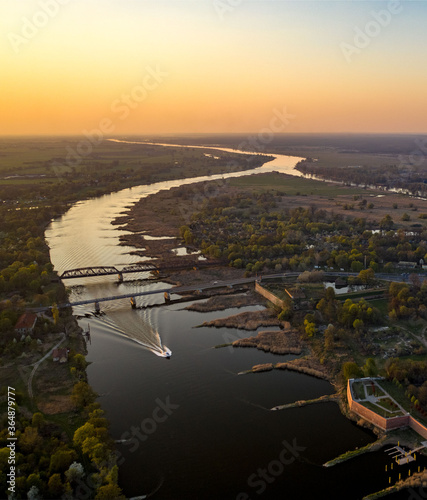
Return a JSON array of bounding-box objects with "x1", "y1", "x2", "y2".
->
[
  {"x1": 347, "y1": 380, "x2": 411, "y2": 432},
  {"x1": 409, "y1": 417, "x2": 427, "y2": 439},
  {"x1": 255, "y1": 282, "x2": 285, "y2": 309}
]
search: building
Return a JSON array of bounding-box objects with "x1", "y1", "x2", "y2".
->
[
  {"x1": 397, "y1": 261, "x2": 417, "y2": 269},
  {"x1": 52, "y1": 348, "x2": 68, "y2": 363},
  {"x1": 14, "y1": 312, "x2": 37, "y2": 335}
]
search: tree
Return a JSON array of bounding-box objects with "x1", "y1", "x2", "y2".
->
[
  {"x1": 380, "y1": 214, "x2": 394, "y2": 229},
  {"x1": 31, "y1": 412, "x2": 44, "y2": 429},
  {"x1": 20, "y1": 426, "x2": 42, "y2": 454},
  {"x1": 353, "y1": 318, "x2": 364, "y2": 332},
  {"x1": 363, "y1": 358, "x2": 377, "y2": 377},
  {"x1": 95, "y1": 484, "x2": 126, "y2": 500},
  {"x1": 65, "y1": 461, "x2": 85, "y2": 483},
  {"x1": 26, "y1": 473, "x2": 44, "y2": 492},
  {"x1": 358, "y1": 268, "x2": 375, "y2": 284},
  {"x1": 342, "y1": 361, "x2": 363, "y2": 380},
  {"x1": 71, "y1": 381, "x2": 97, "y2": 408},
  {"x1": 383, "y1": 262, "x2": 394, "y2": 273},
  {"x1": 324, "y1": 325, "x2": 335, "y2": 352},
  {"x1": 73, "y1": 422, "x2": 97, "y2": 448},
  {"x1": 48, "y1": 474, "x2": 64, "y2": 498},
  {"x1": 27, "y1": 485, "x2": 41, "y2": 500},
  {"x1": 278, "y1": 304, "x2": 292, "y2": 321},
  {"x1": 351, "y1": 261, "x2": 363, "y2": 273},
  {"x1": 325, "y1": 287, "x2": 336, "y2": 302},
  {"x1": 304, "y1": 319, "x2": 316, "y2": 337},
  {"x1": 52, "y1": 303, "x2": 59, "y2": 325},
  {"x1": 71, "y1": 353, "x2": 87, "y2": 371},
  {"x1": 49, "y1": 448, "x2": 77, "y2": 474}
]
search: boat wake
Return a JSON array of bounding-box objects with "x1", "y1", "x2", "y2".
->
[{"x1": 93, "y1": 309, "x2": 171, "y2": 358}]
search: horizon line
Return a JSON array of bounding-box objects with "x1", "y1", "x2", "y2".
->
[{"x1": 1, "y1": 131, "x2": 427, "y2": 138}]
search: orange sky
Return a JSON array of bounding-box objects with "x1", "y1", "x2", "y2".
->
[{"x1": 1, "y1": 0, "x2": 426, "y2": 135}]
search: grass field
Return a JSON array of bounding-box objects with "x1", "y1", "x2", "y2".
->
[
  {"x1": 278, "y1": 149, "x2": 399, "y2": 171},
  {"x1": 352, "y1": 381, "x2": 366, "y2": 400},
  {"x1": 381, "y1": 380, "x2": 427, "y2": 426},
  {"x1": 229, "y1": 172, "x2": 366, "y2": 196},
  {"x1": 369, "y1": 299, "x2": 389, "y2": 315},
  {"x1": 0, "y1": 137, "x2": 258, "y2": 187}
]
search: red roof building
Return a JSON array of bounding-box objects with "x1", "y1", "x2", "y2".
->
[
  {"x1": 52, "y1": 348, "x2": 68, "y2": 363},
  {"x1": 14, "y1": 312, "x2": 37, "y2": 335}
]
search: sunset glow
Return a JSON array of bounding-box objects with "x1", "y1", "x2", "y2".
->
[{"x1": 1, "y1": 0, "x2": 426, "y2": 135}]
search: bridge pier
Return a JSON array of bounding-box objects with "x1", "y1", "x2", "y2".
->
[
  {"x1": 164, "y1": 292, "x2": 171, "y2": 303},
  {"x1": 118, "y1": 272, "x2": 123, "y2": 283},
  {"x1": 130, "y1": 297, "x2": 136, "y2": 309},
  {"x1": 94, "y1": 301, "x2": 100, "y2": 313}
]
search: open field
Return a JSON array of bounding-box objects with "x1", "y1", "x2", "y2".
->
[
  {"x1": 0, "y1": 137, "x2": 268, "y2": 200},
  {"x1": 381, "y1": 380, "x2": 427, "y2": 427},
  {"x1": 229, "y1": 172, "x2": 366, "y2": 196},
  {"x1": 229, "y1": 173, "x2": 427, "y2": 229}
]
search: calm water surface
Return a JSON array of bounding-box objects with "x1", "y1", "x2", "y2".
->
[{"x1": 45, "y1": 145, "x2": 424, "y2": 499}]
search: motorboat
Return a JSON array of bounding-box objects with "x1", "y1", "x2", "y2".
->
[{"x1": 156, "y1": 345, "x2": 172, "y2": 358}]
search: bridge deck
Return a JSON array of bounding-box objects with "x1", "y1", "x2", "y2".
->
[
  {"x1": 32, "y1": 271, "x2": 408, "y2": 312},
  {"x1": 60, "y1": 264, "x2": 158, "y2": 279}
]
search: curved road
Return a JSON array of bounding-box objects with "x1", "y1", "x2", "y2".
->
[{"x1": 28, "y1": 333, "x2": 66, "y2": 399}]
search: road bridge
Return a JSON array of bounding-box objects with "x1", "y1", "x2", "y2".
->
[
  {"x1": 35, "y1": 271, "x2": 412, "y2": 313},
  {"x1": 65, "y1": 277, "x2": 256, "y2": 310}
]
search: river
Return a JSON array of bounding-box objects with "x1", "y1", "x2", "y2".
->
[{"x1": 46, "y1": 143, "x2": 418, "y2": 499}]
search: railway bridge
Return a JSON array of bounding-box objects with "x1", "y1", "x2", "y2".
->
[{"x1": 60, "y1": 264, "x2": 158, "y2": 282}]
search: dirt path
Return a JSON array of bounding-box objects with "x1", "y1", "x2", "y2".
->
[{"x1": 28, "y1": 333, "x2": 66, "y2": 399}]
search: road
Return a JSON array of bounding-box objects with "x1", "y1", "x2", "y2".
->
[
  {"x1": 32, "y1": 271, "x2": 413, "y2": 312},
  {"x1": 27, "y1": 333, "x2": 66, "y2": 399}
]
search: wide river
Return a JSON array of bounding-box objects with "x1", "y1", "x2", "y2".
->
[{"x1": 46, "y1": 142, "x2": 415, "y2": 499}]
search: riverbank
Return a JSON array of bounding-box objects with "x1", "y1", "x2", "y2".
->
[
  {"x1": 232, "y1": 327, "x2": 303, "y2": 355},
  {"x1": 185, "y1": 289, "x2": 262, "y2": 312},
  {"x1": 199, "y1": 308, "x2": 282, "y2": 330},
  {"x1": 271, "y1": 393, "x2": 340, "y2": 411},
  {"x1": 362, "y1": 469, "x2": 427, "y2": 499}
]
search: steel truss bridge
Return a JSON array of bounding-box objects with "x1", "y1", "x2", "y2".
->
[{"x1": 60, "y1": 264, "x2": 158, "y2": 280}]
